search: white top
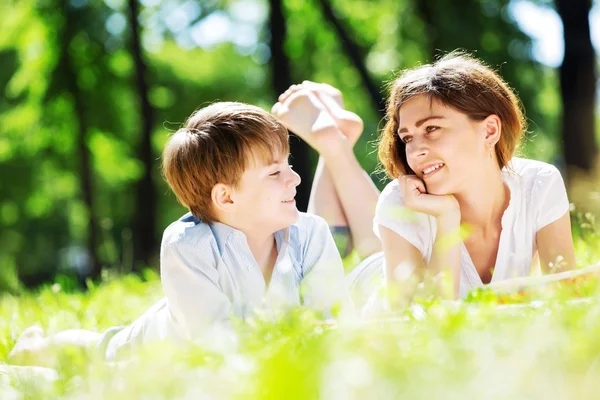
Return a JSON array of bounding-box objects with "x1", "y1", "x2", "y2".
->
[
  {"x1": 373, "y1": 158, "x2": 570, "y2": 298},
  {"x1": 103, "y1": 212, "x2": 354, "y2": 359}
]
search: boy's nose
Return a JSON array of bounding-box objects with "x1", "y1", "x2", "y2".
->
[{"x1": 289, "y1": 170, "x2": 301, "y2": 187}]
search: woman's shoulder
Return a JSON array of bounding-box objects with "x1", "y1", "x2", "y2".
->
[
  {"x1": 505, "y1": 158, "x2": 565, "y2": 192},
  {"x1": 373, "y1": 178, "x2": 434, "y2": 259},
  {"x1": 507, "y1": 157, "x2": 563, "y2": 179},
  {"x1": 376, "y1": 178, "x2": 435, "y2": 224},
  {"x1": 377, "y1": 178, "x2": 402, "y2": 206},
  {"x1": 506, "y1": 158, "x2": 568, "y2": 217}
]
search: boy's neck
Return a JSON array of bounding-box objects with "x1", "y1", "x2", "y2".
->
[
  {"x1": 215, "y1": 214, "x2": 280, "y2": 283},
  {"x1": 245, "y1": 231, "x2": 278, "y2": 284}
]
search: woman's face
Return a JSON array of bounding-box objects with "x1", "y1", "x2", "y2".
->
[{"x1": 397, "y1": 94, "x2": 491, "y2": 195}]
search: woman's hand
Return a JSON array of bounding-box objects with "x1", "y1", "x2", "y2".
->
[{"x1": 398, "y1": 175, "x2": 460, "y2": 220}]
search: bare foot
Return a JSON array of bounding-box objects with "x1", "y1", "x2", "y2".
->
[
  {"x1": 272, "y1": 89, "x2": 346, "y2": 154},
  {"x1": 9, "y1": 326, "x2": 101, "y2": 368},
  {"x1": 8, "y1": 326, "x2": 51, "y2": 367},
  {"x1": 277, "y1": 81, "x2": 364, "y2": 146}
]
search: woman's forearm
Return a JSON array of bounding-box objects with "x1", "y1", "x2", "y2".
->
[{"x1": 428, "y1": 213, "x2": 462, "y2": 298}]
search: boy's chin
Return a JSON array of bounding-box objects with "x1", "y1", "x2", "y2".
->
[
  {"x1": 286, "y1": 209, "x2": 300, "y2": 224},
  {"x1": 275, "y1": 209, "x2": 300, "y2": 229}
]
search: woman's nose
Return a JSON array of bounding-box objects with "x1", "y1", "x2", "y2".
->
[{"x1": 407, "y1": 137, "x2": 429, "y2": 160}]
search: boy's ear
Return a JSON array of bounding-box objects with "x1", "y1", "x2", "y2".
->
[
  {"x1": 211, "y1": 183, "x2": 235, "y2": 213},
  {"x1": 483, "y1": 114, "x2": 502, "y2": 146}
]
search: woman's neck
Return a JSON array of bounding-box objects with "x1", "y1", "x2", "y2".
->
[{"x1": 454, "y1": 170, "x2": 510, "y2": 234}]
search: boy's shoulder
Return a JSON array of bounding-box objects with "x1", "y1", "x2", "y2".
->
[
  {"x1": 291, "y1": 212, "x2": 329, "y2": 232},
  {"x1": 286, "y1": 212, "x2": 330, "y2": 248},
  {"x1": 161, "y1": 212, "x2": 214, "y2": 249}
]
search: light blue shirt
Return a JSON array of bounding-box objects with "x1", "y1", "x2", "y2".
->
[{"x1": 103, "y1": 212, "x2": 354, "y2": 359}]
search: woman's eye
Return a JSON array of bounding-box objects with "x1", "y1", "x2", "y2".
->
[
  {"x1": 401, "y1": 136, "x2": 412, "y2": 144},
  {"x1": 425, "y1": 126, "x2": 439, "y2": 133}
]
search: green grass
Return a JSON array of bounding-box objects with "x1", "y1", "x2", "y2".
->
[{"x1": 3, "y1": 221, "x2": 600, "y2": 399}]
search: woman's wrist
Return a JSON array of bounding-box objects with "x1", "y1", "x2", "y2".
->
[{"x1": 436, "y1": 210, "x2": 461, "y2": 231}]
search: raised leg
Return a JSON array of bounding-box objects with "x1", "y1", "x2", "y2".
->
[{"x1": 273, "y1": 83, "x2": 381, "y2": 258}]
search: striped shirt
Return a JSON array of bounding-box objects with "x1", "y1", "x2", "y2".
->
[{"x1": 102, "y1": 212, "x2": 354, "y2": 359}]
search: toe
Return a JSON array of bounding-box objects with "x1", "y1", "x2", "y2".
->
[
  {"x1": 18, "y1": 326, "x2": 45, "y2": 341},
  {"x1": 271, "y1": 102, "x2": 283, "y2": 116}
]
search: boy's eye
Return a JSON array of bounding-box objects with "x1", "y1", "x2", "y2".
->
[{"x1": 270, "y1": 171, "x2": 281, "y2": 177}]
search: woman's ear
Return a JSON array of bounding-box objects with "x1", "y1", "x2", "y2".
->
[
  {"x1": 483, "y1": 114, "x2": 502, "y2": 146},
  {"x1": 211, "y1": 183, "x2": 235, "y2": 214}
]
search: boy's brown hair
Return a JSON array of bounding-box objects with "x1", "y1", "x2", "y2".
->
[
  {"x1": 379, "y1": 52, "x2": 526, "y2": 178},
  {"x1": 162, "y1": 102, "x2": 289, "y2": 223}
]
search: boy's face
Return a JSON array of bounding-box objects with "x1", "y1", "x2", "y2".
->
[{"x1": 229, "y1": 152, "x2": 301, "y2": 234}]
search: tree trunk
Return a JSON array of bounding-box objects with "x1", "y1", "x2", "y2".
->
[
  {"x1": 128, "y1": 0, "x2": 158, "y2": 269},
  {"x1": 415, "y1": 0, "x2": 437, "y2": 59},
  {"x1": 315, "y1": 0, "x2": 386, "y2": 116},
  {"x1": 269, "y1": 0, "x2": 312, "y2": 211},
  {"x1": 556, "y1": 0, "x2": 597, "y2": 172},
  {"x1": 61, "y1": 2, "x2": 101, "y2": 281}
]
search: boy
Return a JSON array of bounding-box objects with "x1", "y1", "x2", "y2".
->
[{"x1": 9, "y1": 102, "x2": 354, "y2": 364}]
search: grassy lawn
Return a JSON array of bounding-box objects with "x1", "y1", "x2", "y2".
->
[{"x1": 2, "y1": 217, "x2": 600, "y2": 399}]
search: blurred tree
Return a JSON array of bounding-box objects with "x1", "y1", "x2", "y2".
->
[
  {"x1": 128, "y1": 0, "x2": 158, "y2": 269},
  {"x1": 555, "y1": 0, "x2": 597, "y2": 173},
  {"x1": 315, "y1": 0, "x2": 386, "y2": 115},
  {"x1": 59, "y1": 0, "x2": 101, "y2": 280},
  {"x1": 1, "y1": 0, "x2": 595, "y2": 288}
]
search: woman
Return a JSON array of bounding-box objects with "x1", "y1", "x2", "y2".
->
[{"x1": 272, "y1": 52, "x2": 576, "y2": 310}]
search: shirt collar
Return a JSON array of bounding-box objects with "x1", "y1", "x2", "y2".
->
[
  {"x1": 209, "y1": 221, "x2": 293, "y2": 256},
  {"x1": 209, "y1": 221, "x2": 239, "y2": 254},
  {"x1": 273, "y1": 226, "x2": 291, "y2": 252}
]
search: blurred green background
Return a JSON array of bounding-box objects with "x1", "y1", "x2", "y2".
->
[{"x1": 0, "y1": 0, "x2": 597, "y2": 290}]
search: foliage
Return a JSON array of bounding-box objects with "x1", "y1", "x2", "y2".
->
[{"x1": 3, "y1": 263, "x2": 600, "y2": 398}]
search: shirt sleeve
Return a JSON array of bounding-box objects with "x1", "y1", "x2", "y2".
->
[
  {"x1": 299, "y1": 215, "x2": 357, "y2": 320},
  {"x1": 373, "y1": 180, "x2": 432, "y2": 258},
  {"x1": 534, "y1": 164, "x2": 570, "y2": 231},
  {"x1": 160, "y1": 240, "x2": 233, "y2": 341}
]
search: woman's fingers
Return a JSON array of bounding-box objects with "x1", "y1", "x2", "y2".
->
[
  {"x1": 400, "y1": 175, "x2": 425, "y2": 200},
  {"x1": 398, "y1": 175, "x2": 458, "y2": 218}
]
